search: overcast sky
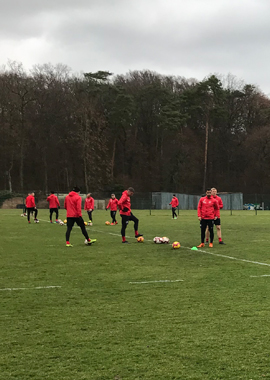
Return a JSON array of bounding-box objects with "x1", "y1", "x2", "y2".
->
[{"x1": 1, "y1": 0, "x2": 270, "y2": 95}]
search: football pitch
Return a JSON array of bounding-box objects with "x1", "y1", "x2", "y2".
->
[{"x1": 1, "y1": 209, "x2": 270, "y2": 380}]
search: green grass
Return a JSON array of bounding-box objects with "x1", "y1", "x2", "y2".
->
[{"x1": 1, "y1": 209, "x2": 270, "y2": 379}]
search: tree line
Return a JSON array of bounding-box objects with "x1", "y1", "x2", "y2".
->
[{"x1": 1, "y1": 61, "x2": 270, "y2": 195}]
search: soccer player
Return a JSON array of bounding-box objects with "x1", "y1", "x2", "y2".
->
[
  {"x1": 25, "y1": 192, "x2": 38, "y2": 223},
  {"x1": 206, "y1": 187, "x2": 225, "y2": 245},
  {"x1": 23, "y1": 193, "x2": 30, "y2": 216},
  {"x1": 84, "y1": 193, "x2": 94, "y2": 223},
  {"x1": 169, "y1": 194, "x2": 179, "y2": 219},
  {"x1": 46, "y1": 191, "x2": 60, "y2": 223},
  {"x1": 197, "y1": 188, "x2": 218, "y2": 248},
  {"x1": 64, "y1": 187, "x2": 96, "y2": 247},
  {"x1": 118, "y1": 187, "x2": 143, "y2": 244},
  {"x1": 106, "y1": 194, "x2": 118, "y2": 225}
]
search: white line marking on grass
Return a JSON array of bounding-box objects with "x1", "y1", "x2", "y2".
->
[
  {"x1": 129, "y1": 280, "x2": 183, "y2": 284},
  {"x1": 38, "y1": 219, "x2": 270, "y2": 268},
  {"x1": 250, "y1": 275, "x2": 270, "y2": 277},
  {"x1": 184, "y1": 246, "x2": 270, "y2": 268},
  {"x1": 0, "y1": 286, "x2": 61, "y2": 291}
]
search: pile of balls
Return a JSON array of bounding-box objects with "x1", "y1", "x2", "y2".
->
[{"x1": 153, "y1": 236, "x2": 170, "y2": 244}]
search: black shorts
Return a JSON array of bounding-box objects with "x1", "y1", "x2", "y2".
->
[
  {"x1": 200, "y1": 219, "x2": 214, "y2": 229},
  {"x1": 67, "y1": 217, "x2": 85, "y2": 228},
  {"x1": 214, "y1": 218, "x2": 221, "y2": 226}
]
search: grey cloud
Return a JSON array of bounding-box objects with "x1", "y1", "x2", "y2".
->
[{"x1": 0, "y1": 0, "x2": 270, "y2": 94}]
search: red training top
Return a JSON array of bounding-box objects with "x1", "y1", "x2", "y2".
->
[
  {"x1": 170, "y1": 197, "x2": 179, "y2": 208},
  {"x1": 84, "y1": 197, "x2": 94, "y2": 211},
  {"x1": 25, "y1": 195, "x2": 36, "y2": 208},
  {"x1": 47, "y1": 194, "x2": 60, "y2": 209},
  {"x1": 212, "y1": 195, "x2": 223, "y2": 218},
  {"x1": 197, "y1": 196, "x2": 219, "y2": 219},
  {"x1": 106, "y1": 198, "x2": 118, "y2": 211},
  {"x1": 118, "y1": 190, "x2": 131, "y2": 216},
  {"x1": 64, "y1": 191, "x2": 82, "y2": 218}
]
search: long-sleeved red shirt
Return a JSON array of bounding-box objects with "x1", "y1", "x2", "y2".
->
[
  {"x1": 47, "y1": 194, "x2": 60, "y2": 209},
  {"x1": 197, "y1": 196, "x2": 219, "y2": 219},
  {"x1": 106, "y1": 198, "x2": 118, "y2": 211},
  {"x1": 118, "y1": 190, "x2": 131, "y2": 216},
  {"x1": 25, "y1": 195, "x2": 36, "y2": 208},
  {"x1": 84, "y1": 197, "x2": 94, "y2": 211},
  {"x1": 212, "y1": 195, "x2": 223, "y2": 218},
  {"x1": 64, "y1": 191, "x2": 82, "y2": 218},
  {"x1": 170, "y1": 197, "x2": 179, "y2": 208}
]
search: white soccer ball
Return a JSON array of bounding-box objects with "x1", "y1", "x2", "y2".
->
[
  {"x1": 161, "y1": 237, "x2": 170, "y2": 244},
  {"x1": 59, "y1": 221, "x2": 64, "y2": 226},
  {"x1": 34, "y1": 220, "x2": 39, "y2": 223},
  {"x1": 153, "y1": 236, "x2": 163, "y2": 244}
]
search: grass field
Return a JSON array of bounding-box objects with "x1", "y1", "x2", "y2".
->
[{"x1": 1, "y1": 209, "x2": 270, "y2": 380}]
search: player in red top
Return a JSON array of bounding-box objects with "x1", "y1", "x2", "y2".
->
[
  {"x1": 47, "y1": 191, "x2": 60, "y2": 223},
  {"x1": 25, "y1": 192, "x2": 38, "y2": 223},
  {"x1": 169, "y1": 195, "x2": 179, "y2": 219},
  {"x1": 64, "y1": 187, "x2": 96, "y2": 247},
  {"x1": 106, "y1": 194, "x2": 118, "y2": 225},
  {"x1": 206, "y1": 188, "x2": 225, "y2": 245},
  {"x1": 197, "y1": 188, "x2": 219, "y2": 248},
  {"x1": 84, "y1": 193, "x2": 94, "y2": 223},
  {"x1": 118, "y1": 187, "x2": 143, "y2": 244}
]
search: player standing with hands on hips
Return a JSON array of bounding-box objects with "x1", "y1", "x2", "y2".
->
[
  {"x1": 118, "y1": 187, "x2": 143, "y2": 244},
  {"x1": 197, "y1": 188, "x2": 219, "y2": 248},
  {"x1": 170, "y1": 194, "x2": 179, "y2": 219}
]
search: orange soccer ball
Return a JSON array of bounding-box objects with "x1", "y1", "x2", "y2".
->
[
  {"x1": 137, "y1": 236, "x2": 144, "y2": 243},
  {"x1": 105, "y1": 221, "x2": 110, "y2": 225},
  {"x1": 172, "y1": 241, "x2": 181, "y2": 249}
]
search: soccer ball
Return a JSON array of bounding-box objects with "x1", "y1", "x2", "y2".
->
[
  {"x1": 153, "y1": 236, "x2": 163, "y2": 244},
  {"x1": 84, "y1": 221, "x2": 88, "y2": 226},
  {"x1": 20, "y1": 213, "x2": 24, "y2": 217},
  {"x1": 34, "y1": 219, "x2": 39, "y2": 223},
  {"x1": 161, "y1": 237, "x2": 170, "y2": 244},
  {"x1": 137, "y1": 236, "x2": 144, "y2": 243},
  {"x1": 59, "y1": 221, "x2": 65, "y2": 226},
  {"x1": 172, "y1": 241, "x2": 181, "y2": 249},
  {"x1": 105, "y1": 221, "x2": 110, "y2": 225},
  {"x1": 64, "y1": 219, "x2": 67, "y2": 224},
  {"x1": 88, "y1": 222, "x2": 93, "y2": 226}
]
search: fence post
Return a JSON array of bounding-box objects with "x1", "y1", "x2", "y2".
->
[
  {"x1": 255, "y1": 193, "x2": 257, "y2": 215},
  {"x1": 230, "y1": 193, "x2": 232, "y2": 216}
]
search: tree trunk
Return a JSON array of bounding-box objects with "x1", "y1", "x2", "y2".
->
[
  {"x1": 65, "y1": 167, "x2": 70, "y2": 189},
  {"x1": 20, "y1": 138, "x2": 24, "y2": 191},
  {"x1": 43, "y1": 152, "x2": 48, "y2": 194},
  {"x1": 84, "y1": 156, "x2": 88, "y2": 193},
  {"x1": 111, "y1": 137, "x2": 116, "y2": 180},
  {"x1": 203, "y1": 117, "x2": 209, "y2": 192}
]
